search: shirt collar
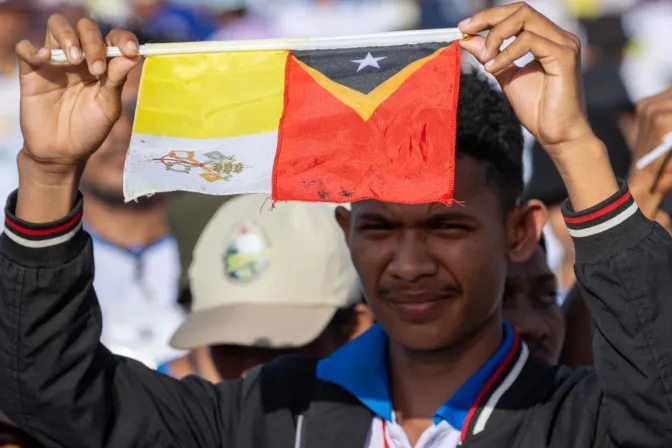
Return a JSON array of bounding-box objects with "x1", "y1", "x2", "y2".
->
[
  {"x1": 84, "y1": 222, "x2": 173, "y2": 256},
  {"x1": 317, "y1": 322, "x2": 516, "y2": 431}
]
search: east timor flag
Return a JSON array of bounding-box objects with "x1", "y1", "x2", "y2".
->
[{"x1": 124, "y1": 40, "x2": 461, "y2": 204}]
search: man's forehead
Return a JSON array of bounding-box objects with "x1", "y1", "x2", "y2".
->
[{"x1": 352, "y1": 200, "x2": 462, "y2": 216}]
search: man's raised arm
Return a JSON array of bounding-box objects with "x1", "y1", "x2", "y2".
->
[
  {"x1": 0, "y1": 15, "x2": 238, "y2": 448},
  {"x1": 459, "y1": 3, "x2": 672, "y2": 446}
]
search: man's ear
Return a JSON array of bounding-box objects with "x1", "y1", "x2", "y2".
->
[
  {"x1": 508, "y1": 199, "x2": 548, "y2": 263},
  {"x1": 334, "y1": 206, "x2": 352, "y2": 245}
]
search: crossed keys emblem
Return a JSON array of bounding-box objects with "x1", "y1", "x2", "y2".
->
[{"x1": 153, "y1": 150, "x2": 246, "y2": 183}]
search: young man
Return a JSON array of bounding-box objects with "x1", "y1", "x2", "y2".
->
[
  {"x1": 1, "y1": 4, "x2": 671, "y2": 448},
  {"x1": 159, "y1": 194, "x2": 374, "y2": 382}
]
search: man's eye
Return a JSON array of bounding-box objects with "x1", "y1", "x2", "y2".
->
[
  {"x1": 538, "y1": 293, "x2": 558, "y2": 306},
  {"x1": 430, "y1": 223, "x2": 470, "y2": 231},
  {"x1": 358, "y1": 223, "x2": 392, "y2": 231}
]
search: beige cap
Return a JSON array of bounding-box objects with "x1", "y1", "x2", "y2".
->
[{"x1": 170, "y1": 195, "x2": 359, "y2": 350}]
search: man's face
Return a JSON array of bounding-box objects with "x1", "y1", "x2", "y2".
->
[
  {"x1": 503, "y1": 246, "x2": 564, "y2": 365},
  {"x1": 338, "y1": 156, "x2": 516, "y2": 351},
  {"x1": 80, "y1": 66, "x2": 142, "y2": 203}
]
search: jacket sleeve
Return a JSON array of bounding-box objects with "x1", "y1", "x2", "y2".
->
[
  {"x1": 562, "y1": 181, "x2": 672, "y2": 447},
  {"x1": 0, "y1": 191, "x2": 240, "y2": 448}
]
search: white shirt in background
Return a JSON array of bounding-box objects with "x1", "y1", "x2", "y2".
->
[
  {"x1": 268, "y1": 0, "x2": 419, "y2": 38},
  {"x1": 621, "y1": 2, "x2": 672, "y2": 101},
  {"x1": 90, "y1": 233, "x2": 186, "y2": 369},
  {"x1": 0, "y1": 70, "x2": 23, "y2": 221}
]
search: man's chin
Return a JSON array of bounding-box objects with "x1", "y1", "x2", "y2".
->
[
  {"x1": 527, "y1": 345, "x2": 560, "y2": 366},
  {"x1": 80, "y1": 179, "x2": 126, "y2": 207},
  {"x1": 383, "y1": 321, "x2": 462, "y2": 353}
]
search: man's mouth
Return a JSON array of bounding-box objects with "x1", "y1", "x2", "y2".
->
[
  {"x1": 526, "y1": 343, "x2": 557, "y2": 366},
  {"x1": 387, "y1": 291, "x2": 458, "y2": 321}
]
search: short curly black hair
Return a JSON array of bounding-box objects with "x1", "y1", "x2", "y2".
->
[{"x1": 456, "y1": 70, "x2": 524, "y2": 213}]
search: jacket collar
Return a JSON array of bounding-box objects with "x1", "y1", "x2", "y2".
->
[{"x1": 316, "y1": 322, "x2": 528, "y2": 439}]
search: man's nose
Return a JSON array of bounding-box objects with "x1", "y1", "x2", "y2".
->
[
  {"x1": 387, "y1": 231, "x2": 437, "y2": 282},
  {"x1": 511, "y1": 310, "x2": 548, "y2": 342}
]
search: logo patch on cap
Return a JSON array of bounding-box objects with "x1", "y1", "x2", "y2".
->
[{"x1": 223, "y1": 225, "x2": 271, "y2": 281}]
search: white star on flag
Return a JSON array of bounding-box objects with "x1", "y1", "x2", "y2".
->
[{"x1": 350, "y1": 52, "x2": 387, "y2": 72}]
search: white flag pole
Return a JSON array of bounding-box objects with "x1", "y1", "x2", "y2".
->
[
  {"x1": 49, "y1": 28, "x2": 468, "y2": 63},
  {"x1": 636, "y1": 131, "x2": 672, "y2": 170}
]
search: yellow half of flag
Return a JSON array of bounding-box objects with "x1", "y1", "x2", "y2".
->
[{"x1": 134, "y1": 50, "x2": 288, "y2": 139}]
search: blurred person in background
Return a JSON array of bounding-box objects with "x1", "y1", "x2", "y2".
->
[
  {"x1": 629, "y1": 86, "x2": 672, "y2": 233},
  {"x1": 268, "y1": 0, "x2": 419, "y2": 38},
  {"x1": 36, "y1": 0, "x2": 89, "y2": 23},
  {"x1": 503, "y1": 199, "x2": 565, "y2": 366},
  {"x1": 204, "y1": 0, "x2": 276, "y2": 41},
  {"x1": 621, "y1": 0, "x2": 672, "y2": 101},
  {"x1": 82, "y1": 0, "x2": 130, "y2": 27},
  {"x1": 128, "y1": 0, "x2": 216, "y2": 42},
  {"x1": 580, "y1": 15, "x2": 638, "y2": 147},
  {"x1": 417, "y1": 0, "x2": 485, "y2": 29},
  {"x1": 158, "y1": 194, "x2": 374, "y2": 381},
  {"x1": 0, "y1": 0, "x2": 33, "y2": 220},
  {"x1": 81, "y1": 64, "x2": 184, "y2": 369}
]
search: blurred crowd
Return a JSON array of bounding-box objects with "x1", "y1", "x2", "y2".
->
[{"x1": 1, "y1": 0, "x2": 672, "y2": 446}]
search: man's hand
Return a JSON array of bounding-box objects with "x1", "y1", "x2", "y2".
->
[
  {"x1": 458, "y1": 2, "x2": 618, "y2": 210},
  {"x1": 14, "y1": 15, "x2": 140, "y2": 222},
  {"x1": 458, "y1": 2, "x2": 590, "y2": 153},
  {"x1": 629, "y1": 88, "x2": 672, "y2": 230}
]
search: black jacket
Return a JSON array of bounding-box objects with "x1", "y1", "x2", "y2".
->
[{"x1": 1, "y1": 182, "x2": 671, "y2": 448}]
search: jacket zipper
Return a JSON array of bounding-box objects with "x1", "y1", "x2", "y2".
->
[{"x1": 294, "y1": 414, "x2": 305, "y2": 448}]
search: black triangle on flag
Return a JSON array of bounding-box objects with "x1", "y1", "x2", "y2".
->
[{"x1": 292, "y1": 43, "x2": 447, "y2": 95}]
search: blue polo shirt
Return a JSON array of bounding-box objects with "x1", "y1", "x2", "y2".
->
[{"x1": 317, "y1": 322, "x2": 515, "y2": 431}]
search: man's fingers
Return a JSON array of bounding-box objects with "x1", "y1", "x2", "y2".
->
[
  {"x1": 15, "y1": 40, "x2": 51, "y2": 75},
  {"x1": 104, "y1": 56, "x2": 141, "y2": 88},
  {"x1": 101, "y1": 28, "x2": 141, "y2": 94},
  {"x1": 483, "y1": 30, "x2": 570, "y2": 75},
  {"x1": 459, "y1": 2, "x2": 576, "y2": 63},
  {"x1": 45, "y1": 14, "x2": 82, "y2": 65},
  {"x1": 105, "y1": 28, "x2": 139, "y2": 58},
  {"x1": 76, "y1": 18, "x2": 107, "y2": 77},
  {"x1": 485, "y1": 7, "x2": 574, "y2": 63},
  {"x1": 458, "y1": 2, "x2": 526, "y2": 34},
  {"x1": 458, "y1": 35, "x2": 488, "y2": 62}
]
